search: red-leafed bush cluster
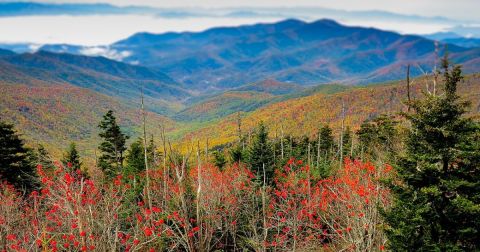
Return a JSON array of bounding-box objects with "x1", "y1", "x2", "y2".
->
[{"x1": 0, "y1": 158, "x2": 391, "y2": 251}]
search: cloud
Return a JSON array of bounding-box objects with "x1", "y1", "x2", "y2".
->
[{"x1": 79, "y1": 46, "x2": 132, "y2": 61}]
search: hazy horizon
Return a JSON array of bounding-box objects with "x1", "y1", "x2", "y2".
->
[{"x1": 0, "y1": 1, "x2": 479, "y2": 46}]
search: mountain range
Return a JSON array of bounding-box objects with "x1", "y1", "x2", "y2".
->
[
  {"x1": 2, "y1": 18, "x2": 480, "y2": 157},
  {"x1": 0, "y1": 49, "x2": 189, "y2": 114},
  {"x1": 11, "y1": 19, "x2": 480, "y2": 90}
]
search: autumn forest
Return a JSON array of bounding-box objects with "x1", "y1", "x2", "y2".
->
[{"x1": 1, "y1": 3, "x2": 480, "y2": 251}]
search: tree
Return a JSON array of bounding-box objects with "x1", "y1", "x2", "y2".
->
[
  {"x1": 34, "y1": 144, "x2": 55, "y2": 171},
  {"x1": 384, "y1": 57, "x2": 480, "y2": 251},
  {"x1": 98, "y1": 110, "x2": 128, "y2": 178},
  {"x1": 62, "y1": 142, "x2": 82, "y2": 172},
  {"x1": 125, "y1": 138, "x2": 146, "y2": 176},
  {"x1": 342, "y1": 126, "x2": 353, "y2": 158},
  {"x1": 318, "y1": 125, "x2": 335, "y2": 158},
  {"x1": 356, "y1": 115, "x2": 398, "y2": 160},
  {"x1": 247, "y1": 122, "x2": 274, "y2": 184},
  {"x1": 228, "y1": 143, "x2": 247, "y2": 165},
  {"x1": 0, "y1": 121, "x2": 38, "y2": 191},
  {"x1": 213, "y1": 150, "x2": 227, "y2": 170}
]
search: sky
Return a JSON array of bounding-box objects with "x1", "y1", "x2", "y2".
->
[
  {"x1": 0, "y1": 0, "x2": 479, "y2": 46},
  {"x1": 5, "y1": 0, "x2": 478, "y2": 21}
]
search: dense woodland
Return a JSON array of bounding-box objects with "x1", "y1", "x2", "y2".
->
[{"x1": 0, "y1": 58, "x2": 479, "y2": 251}]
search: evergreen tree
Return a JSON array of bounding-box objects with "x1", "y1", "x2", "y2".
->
[
  {"x1": 229, "y1": 144, "x2": 245, "y2": 164},
  {"x1": 213, "y1": 150, "x2": 227, "y2": 170},
  {"x1": 318, "y1": 125, "x2": 335, "y2": 158},
  {"x1": 357, "y1": 115, "x2": 398, "y2": 160},
  {"x1": 0, "y1": 121, "x2": 38, "y2": 191},
  {"x1": 98, "y1": 110, "x2": 128, "y2": 178},
  {"x1": 147, "y1": 136, "x2": 157, "y2": 167},
  {"x1": 34, "y1": 144, "x2": 55, "y2": 171},
  {"x1": 247, "y1": 122, "x2": 274, "y2": 184},
  {"x1": 62, "y1": 142, "x2": 82, "y2": 172},
  {"x1": 384, "y1": 57, "x2": 480, "y2": 250},
  {"x1": 342, "y1": 126, "x2": 353, "y2": 158},
  {"x1": 124, "y1": 138, "x2": 146, "y2": 176}
]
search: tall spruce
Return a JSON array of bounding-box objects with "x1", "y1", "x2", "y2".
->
[
  {"x1": 384, "y1": 57, "x2": 480, "y2": 250},
  {"x1": 213, "y1": 150, "x2": 227, "y2": 170},
  {"x1": 98, "y1": 110, "x2": 128, "y2": 178},
  {"x1": 34, "y1": 144, "x2": 55, "y2": 171},
  {"x1": 62, "y1": 142, "x2": 82, "y2": 172},
  {"x1": 342, "y1": 126, "x2": 353, "y2": 158},
  {"x1": 0, "y1": 120, "x2": 38, "y2": 192},
  {"x1": 357, "y1": 115, "x2": 398, "y2": 160},
  {"x1": 318, "y1": 125, "x2": 335, "y2": 158},
  {"x1": 125, "y1": 138, "x2": 146, "y2": 176},
  {"x1": 247, "y1": 122, "x2": 274, "y2": 184}
]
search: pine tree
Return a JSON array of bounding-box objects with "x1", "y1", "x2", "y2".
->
[
  {"x1": 0, "y1": 120, "x2": 38, "y2": 192},
  {"x1": 98, "y1": 110, "x2": 128, "y2": 178},
  {"x1": 384, "y1": 57, "x2": 480, "y2": 250},
  {"x1": 318, "y1": 125, "x2": 335, "y2": 158},
  {"x1": 229, "y1": 144, "x2": 245, "y2": 164},
  {"x1": 357, "y1": 115, "x2": 398, "y2": 160},
  {"x1": 62, "y1": 142, "x2": 82, "y2": 172},
  {"x1": 147, "y1": 136, "x2": 157, "y2": 167},
  {"x1": 342, "y1": 126, "x2": 353, "y2": 158},
  {"x1": 247, "y1": 122, "x2": 274, "y2": 184},
  {"x1": 213, "y1": 150, "x2": 227, "y2": 170},
  {"x1": 125, "y1": 138, "x2": 146, "y2": 176},
  {"x1": 34, "y1": 144, "x2": 55, "y2": 171}
]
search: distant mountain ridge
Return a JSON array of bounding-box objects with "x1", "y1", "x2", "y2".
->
[
  {"x1": 25, "y1": 19, "x2": 480, "y2": 90},
  {"x1": 0, "y1": 50, "x2": 189, "y2": 114},
  {"x1": 0, "y1": 2, "x2": 154, "y2": 16},
  {"x1": 108, "y1": 19, "x2": 480, "y2": 87}
]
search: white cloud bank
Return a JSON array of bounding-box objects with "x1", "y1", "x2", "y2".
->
[
  {"x1": 79, "y1": 46, "x2": 131, "y2": 61},
  {"x1": 0, "y1": 15, "x2": 283, "y2": 45},
  {"x1": 0, "y1": 13, "x2": 457, "y2": 46}
]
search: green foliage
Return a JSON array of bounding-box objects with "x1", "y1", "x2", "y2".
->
[
  {"x1": 342, "y1": 126, "x2": 353, "y2": 158},
  {"x1": 357, "y1": 115, "x2": 398, "y2": 161},
  {"x1": 384, "y1": 58, "x2": 480, "y2": 251},
  {"x1": 34, "y1": 144, "x2": 55, "y2": 171},
  {"x1": 213, "y1": 150, "x2": 227, "y2": 170},
  {"x1": 228, "y1": 144, "x2": 246, "y2": 164},
  {"x1": 247, "y1": 122, "x2": 274, "y2": 184},
  {"x1": 98, "y1": 110, "x2": 129, "y2": 179},
  {"x1": 124, "y1": 138, "x2": 146, "y2": 176},
  {"x1": 318, "y1": 125, "x2": 335, "y2": 158},
  {"x1": 0, "y1": 120, "x2": 38, "y2": 192},
  {"x1": 62, "y1": 142, "x2": 82, "y2": 172}
]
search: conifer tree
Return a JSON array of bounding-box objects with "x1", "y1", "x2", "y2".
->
[
  {"x1": 98, "y1": 110, "x2": 128, "y2": 178},
  {"x1": 0, "y1": 120, "x2": 38, "y2": 191},
  {"x1": 342, "y1": 126, "x2": 353, "y2": 158},
  {"x1": 34, "y1": 144, "x2": 55, "y2": 171},
  {"x1": 147, "y1": 136, "x2": 157, "y2": 167},
  {"x1": 213, "y1": 150, "x2": 227, "y2": 170},
  {"x1": 384, "y1": 57, "x2": 480, "y2": 250},
  {"x1": 125, "y1": 138, "x2": 146, "y2": 176},
  {"x1": 318, "y1": 125, "x2": 335, "y2": 158},
  {"x1": 247, "y1": 122, "x2": 274, "y2": 184},
  {"x1": 229, "y1": 144, "x2": 245, "y2": 164},
  {"x1": 357, "y1": 115, "x2": 398, "y2": 160},
  {"x1": 62, "y1": 142, "x2": 82, "y2": 172}
]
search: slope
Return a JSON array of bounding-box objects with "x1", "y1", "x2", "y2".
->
[
  {"x1": 0, "y1": 83, "x2": 176, "y2": 158},
  {"x1": 108, "y1": 19, "x2": 480, "y2": 88},
  {"x1": 0, "y1": 51, "x2": 190, "y2": 114},
  {"x1": 173, "y1": 74, "x2": 480, "y2": 147}
]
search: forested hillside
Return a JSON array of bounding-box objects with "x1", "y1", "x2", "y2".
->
[
  {"x1": 1, "y1": 58, "x2": 479, "y2": 251},
  {"x1": 0, "y1": 83, "x2": 175, "y2": 157},
  {"x1": 176, "y1": 73, "x2": 480, "y2": 148},
  {"x1": 1, "y1": 11, "x2": 480, "y2": 251}
]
